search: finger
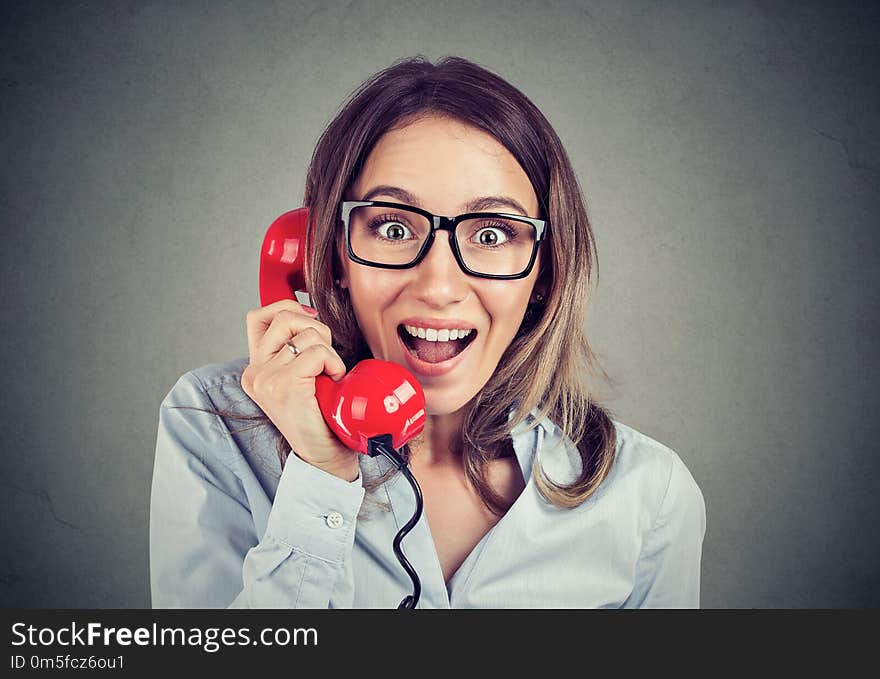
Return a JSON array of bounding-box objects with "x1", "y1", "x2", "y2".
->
[
  {"x1": 267, "y1": 340, "x2": 348, "y2": 382},
  {"x1": 273, "y1": 326, "x2": 327, "y2": 360},
  {"x1": 259, "y1": 312, "x2": 332, "y2": 360},
  {"x1": 262, "y1": 297, "x2": 319, "y2": 315},
  {"x1": 248, "y1": 308, "x2": 328, "y2": 364},
  {"x1": 246, "y1": 300, "x2": 319, "y2": 359}
]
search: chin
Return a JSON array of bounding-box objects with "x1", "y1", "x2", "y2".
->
[{"x1": 423, "y1": 389, "x2": 473, "y2": 417}]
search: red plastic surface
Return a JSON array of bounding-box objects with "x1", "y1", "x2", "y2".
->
[
  {"x1": 259, "y1": 207, "x2": 310, "y2": 307},
  {"x1": 314, "y1": 360, "x2": 426, "y2": 454}
]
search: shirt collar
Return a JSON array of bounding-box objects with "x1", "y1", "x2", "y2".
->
[{"x1": 508, "y1": 405, "x2": 553, "y2": 486}]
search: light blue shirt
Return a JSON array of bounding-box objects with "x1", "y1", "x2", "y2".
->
[{"x1": 150, "y1": 357, "x2": 707, "y2": 609}]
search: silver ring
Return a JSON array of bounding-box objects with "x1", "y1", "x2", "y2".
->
[{"x1": 285, "y1": 340, "x2": 301, "y2": 357}]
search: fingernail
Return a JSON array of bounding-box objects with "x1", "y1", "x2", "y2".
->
[{"x1": 304, "y1": 306, "x2": 319, "y2": 316}]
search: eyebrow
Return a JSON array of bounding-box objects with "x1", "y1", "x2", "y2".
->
[{"x1": 360, "y1": 184, "x2": 531, "y2": 217}]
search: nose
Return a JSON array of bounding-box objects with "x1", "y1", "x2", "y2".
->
[{"x1": 407, "y1": 231, "x2": 470, "y2": 308}]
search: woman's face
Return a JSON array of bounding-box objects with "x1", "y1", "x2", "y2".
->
[{"x1": 339, "y1": 114, "x2": 543, "y2": 416}]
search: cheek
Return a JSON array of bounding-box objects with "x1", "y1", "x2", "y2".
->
[
  {"x1": 481, "y1": 283, "x2": 532, "y2": 338},
  {"x1": 348, "y1": 268, "x2": 403, "y2": 302},
  {"x1": 346, "y1": 269, "x2": 403, "y2": 332}
]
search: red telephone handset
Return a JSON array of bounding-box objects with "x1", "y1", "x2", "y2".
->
[{"x1": 259, "y1": 208, "x2": 427, "y2": 454}]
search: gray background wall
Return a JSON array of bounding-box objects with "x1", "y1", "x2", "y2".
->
[{"x1": 1, "y1": 0, "x2": 877, "y2": 608}]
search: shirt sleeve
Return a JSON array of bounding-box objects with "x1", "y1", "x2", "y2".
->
[
  {"x1": 624, "y1": 454, "x2": 708, "y2": 609},
  {"x1": 149, "y1": 371, "x2": 366, "y2": 609}
]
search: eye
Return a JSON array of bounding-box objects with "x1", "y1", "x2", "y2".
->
[
  {"x1": 367, "y1": 215, "x2": 416, "y2": 242},
  {"x1": 378, "y1": 221, "x2": 411, "y2": 240},
  {"x1": 472, "y1": 225, "x2": 512, "y2": 247}
]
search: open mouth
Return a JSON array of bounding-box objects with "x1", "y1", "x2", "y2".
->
[{"x1": 397, "y1": 324, "x2": 478, "y2": 364}]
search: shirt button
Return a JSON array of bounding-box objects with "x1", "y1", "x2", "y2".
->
[{"x1": 325, "y1": 511, "x2": 344, "y2": 529}]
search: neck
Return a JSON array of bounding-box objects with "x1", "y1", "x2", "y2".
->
[{"x1": 408, "y1": 409, "x2": 466, "y2": 469}]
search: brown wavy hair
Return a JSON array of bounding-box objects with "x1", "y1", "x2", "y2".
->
[{"x1": 283, "y1": 55, "x2": 619, "y2": 514}]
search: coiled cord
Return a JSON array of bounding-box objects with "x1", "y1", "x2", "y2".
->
[{"x1": 367, "y1": 434, "x2": 423, "y2": 609}]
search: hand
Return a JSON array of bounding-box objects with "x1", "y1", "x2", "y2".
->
[{"x1": 240, "y1": 300, "x2": 361, "y2": 482}]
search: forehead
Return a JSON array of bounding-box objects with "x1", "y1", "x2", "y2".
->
[{"x1": 352, "y1": 115, "x2": 539, "y2": 216}]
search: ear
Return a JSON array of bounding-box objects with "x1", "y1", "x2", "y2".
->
[
  {"x1": 334, "y1": 231, "x2": 350, "y2": 289},
  {"x1": 337, "y1": 256, "x2": 350, "y2": 289},
  {"x1": 530, "y1": 259, "x2": 550, "y2": 304}
]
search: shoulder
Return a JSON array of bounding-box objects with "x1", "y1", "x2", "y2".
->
[
  {"x1": 535, "y1": 414, "x2": 705, "y2": 529},
  {"x1": 191, "y1": 356, "x2": 249, "y2": 386},
  {"x1": 608, "y1": 421, "x2": 706, "y2": 533},
  {"x1": 158, "y1": 357, "x2": 270, "y2": 473},
  {"x1": 164, "y1": 356, "x2": 249, "y2": 400},
  {"x1": 609, "y1": 421, "x2": 694, "y2": 496},
  {"x1": 162, "y1": 357, "x2": 252, "y2": 413}
]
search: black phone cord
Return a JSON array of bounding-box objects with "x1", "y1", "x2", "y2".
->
[{"x1": 367, "y1": 434, "x2": 423, "y2": 609}]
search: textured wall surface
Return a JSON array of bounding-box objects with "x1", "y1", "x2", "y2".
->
[{"x1": 1, "y1": 0, "x2": 877, "y2": 607}]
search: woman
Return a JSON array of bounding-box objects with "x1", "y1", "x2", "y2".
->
[{"x1": 150, "y1": 56, "x2": 706, "y2": 608}]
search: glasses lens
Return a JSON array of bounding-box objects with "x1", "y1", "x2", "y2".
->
[
  {"x1": 456, "y1": 216, "x2": 537, "y2": 276},
  {"x1": 349, "y1": 205, "x2": 431, "y2": 266},
  {"x1": 347, "y1": 205, "x2": 538, "y2": 276}
]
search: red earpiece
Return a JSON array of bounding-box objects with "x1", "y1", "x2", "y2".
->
[
  {"x1": 259, "y1": 208, "x2": 310, "y2": 307},
  {"x1": 314, "y1": 360, "x2": 426, "y2": 454}
]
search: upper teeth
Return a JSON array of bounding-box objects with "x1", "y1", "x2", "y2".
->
[{"x1": 404, "y1": 325, "x2": 473, "y2": 342}]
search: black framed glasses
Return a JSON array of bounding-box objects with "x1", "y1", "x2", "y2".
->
[{"x1": 340, "y1": 200, "x2": 549, "y2": 280}]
